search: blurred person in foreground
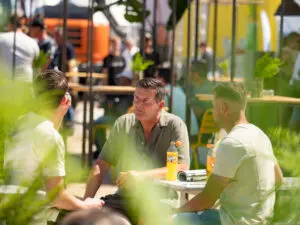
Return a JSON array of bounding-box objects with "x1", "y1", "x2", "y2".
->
[
  {"x1": 29, "y1": 15, "x2": 56, "y2": 71},
  {"x1": 84, "y1": 78, "x2": 190, "y2": 223},
  {"x1": 174, "y1": 83, "x2": 283, "y2": 225},
  {"x1": 61, "y1": 208, "x2": 131, "y2": 225},
  {"x1": 0, "y1": 14, "x2": 39, "y2": 82},
  {"x1": 4, "y1": 70, "x2": 103, "y2": 225}
]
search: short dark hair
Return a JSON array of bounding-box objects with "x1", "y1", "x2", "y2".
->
[
  {"x1": 213, "y1": 82, "x2": 248, "y2": 108},
  {"x1": 33, "y1": 70, "x2": 68, "y2": 108},
  {"x1": 9, "y1": 14, "x2": 22, "y2": 28},
  {"x1": 157, "y1": 68, "x2": 171, "y2": 83},
  {"x1": 199, "y1": 42, "x2": 207, "y2": 48},
  {"x1": 30, "y1": 16, "x2": 45, "y2": 29},
  {"x1": 136, "y1": 78, "x2": 165, "y2": 101}
]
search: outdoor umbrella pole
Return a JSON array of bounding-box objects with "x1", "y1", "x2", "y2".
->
[
  {"x1": 170, "y1": 0, "x2": 177, "y2": 114},
  {"x1": 153, "y1": 0, "x2": 157, "y2": 52},
  {"x1": 12, "y1": 0, "x2": 18, "y2": 80},
  {"x1": 278, "y1": 0, "x2": 285, "y2": 58},
  {"x1": 185, "y1": 0, "x2": 192, "y2": 134},
  {"x1": 88, "y1": 0, "x2": 95, "y2": 167},
  {"x1": 212, "y1": 0, "x2": 218, "y2": 82},
  {"x1": 194, "y1": 0, "x2": 199, "y2": 61},
  {"x1": 230, "y1": 0, "x2": 237, "y2": 81}
]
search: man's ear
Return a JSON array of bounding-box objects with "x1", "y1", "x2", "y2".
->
[
  {"x1": 60, "y1": 95, "x2": 68, "y2": 105},
  {"x1": 221, "y1": 101, "x2": 229, "y2": 116},
  {"x1": 159, "y1": 100, "x2": 165, "y2": 108}
]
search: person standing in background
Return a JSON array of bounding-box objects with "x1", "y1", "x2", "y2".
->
[
  {"x1": 48, "y1": 26, "x2": 76, "y2": 72},
  {"x1": 120, "y1": 38, "x2": 139, "y2": 86},
  {"x1": 138, "y1": 33, "x2": 160, "y2": 78},
  {"x1": 29, "y1": 16, "x2": 56, "y2": 71},
  {"x1": 155, "y1": 68, "x2": 199, "y2": 137},
  {"x1": 0, "y1": 14, "x2": 39, "y2": 82}
]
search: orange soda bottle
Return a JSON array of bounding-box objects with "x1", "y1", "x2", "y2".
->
[
  {"x1": 166, "y1": 141, "x2": 179, "y2": 181},
  {"x1": 206, "y1": 140, "x2": 221, "y2": 179}
]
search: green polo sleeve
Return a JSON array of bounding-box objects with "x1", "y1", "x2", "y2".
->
[
  {"x1": 171, "y1": 118, "x2": 190, "y2": 167},
  {"x1": 98, "y1": 117, "x2": 124, "y2": 166}
]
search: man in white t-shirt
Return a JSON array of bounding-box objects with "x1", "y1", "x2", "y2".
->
[
  {"x1": 175, "y1": 82, "x2": 283, "y2": 225},
  {"x1": 120, "y1": 38, "x2": 139, "y2": 84},
  {"x1": 4, "y1": 70, "x2": 103, "y2": 224},
  {"x1": 0, "y1": 15, "x2": 39, "y2": 82}
]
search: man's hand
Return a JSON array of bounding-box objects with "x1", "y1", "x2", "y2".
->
[
  {"x1": 83, "y1": 198, "x2": 105, "y2": 209},
  {"x1": 116, "y1": 171, "x2": 141, "y2": 188}
]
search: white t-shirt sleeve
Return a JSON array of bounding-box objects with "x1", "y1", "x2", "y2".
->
[
  {"x1": 213, "y1": 137, "x2": 248, "y2": 178},
  {"x1": 36, "y1": 129, "x2": 66, "y2": 177}
]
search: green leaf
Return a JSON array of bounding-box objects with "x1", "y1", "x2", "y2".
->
[
  {"x1": 131, "y1": 53, "x2": 154, "y2": 72},
  {"x1": 166, "y1": 0, "x2": 189, "y2": 31},
  {"x1": 254, "y1": 53, "x2": 282, "y2": 79}
]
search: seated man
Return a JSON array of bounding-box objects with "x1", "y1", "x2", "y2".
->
[
  {"x1": 174, "y1": 83, "x2": 283, "y2": 225},
  {"x1": 84, "y1": 78, "x2": 190, "y2": 222},
  {"x1": 4, "y1": 70, "x2": 103, "y2": 224}
]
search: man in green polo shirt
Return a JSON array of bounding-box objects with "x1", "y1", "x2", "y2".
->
[{"x1": 84, "y1": 78, "x2": 190, "y2": 198}]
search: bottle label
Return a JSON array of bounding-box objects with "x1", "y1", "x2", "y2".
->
[{"x1": 167, "y1": 152, "x2": 178, "y2": 164}]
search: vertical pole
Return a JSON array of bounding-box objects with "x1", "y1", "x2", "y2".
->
[
  {"x1": 82, "y1": 4, "x2": 90, "y2": 167},
  {"x1": 141, "y1": 0, "x2": 146, "y2": 55},
  {"x1": 278, "y1": 0, "x2": 285, "y2": 58},
  {"x1": 212, "y1": 0, "x2": 218, "y2": 81},
  {"x1": 185, "y1": 0, "x2": 192, "y2": 134},
  {"x1": 230, "y1": 0, "x2": 237, "y2": 81},
  {"x1": 61, "y1": 0, "x2": 68, "y2": 74},
  {"x1": 12, "y1": 0, "x2": 18, "y2": 80},
  {"x1": 153, "y1": 0, "x2": 157, "y2": 52},
  {"x1": 194, "y1": 0, "x2": 199, "y2": 61},
  {"x1": 88, "y1": 0, "x2": 95, "y2": 167},
  {"x1": 82, "y1": 93, "x2": 87, "y2": 167},
  {"x1": 170, "y1": 0, "x2": 177, "y2": 114},
  {"x1": 29, "y1": 0, "x2": 33, "y2": 18}
]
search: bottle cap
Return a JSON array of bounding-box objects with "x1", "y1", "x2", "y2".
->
[{"x1": 175, "y1": 141, "x2": 181, "y2": 147}]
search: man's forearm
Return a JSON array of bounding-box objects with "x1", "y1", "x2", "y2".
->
[
  {"x1": 138, "y1": 164, "x2": 188, "y2": 179},
  {"x1": 52, "y1": 189, "x2": 86, "y2": 210},
  {"x1": 179, "y1": 192, "x2": 214, "y2": 213},
  {"x1": 84, "y1": 160, "x2": 109, "y2": 199}
]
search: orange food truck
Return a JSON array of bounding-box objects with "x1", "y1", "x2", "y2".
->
[{"x1": 43, "y1": 2, "x2": 110, "y2": 64}]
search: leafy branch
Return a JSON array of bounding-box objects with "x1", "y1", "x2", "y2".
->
[
  {"x1": 131, "y1": 53, "x2": 154, "y2": 72},
  {"x1": 254, "y1": 53, "x2": 282, "y2": 79}
]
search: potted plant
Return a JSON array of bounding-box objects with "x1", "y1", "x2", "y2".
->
[
  {"x1": 252, "y1": 53, "x2": 282, "y2": 97},
  {"x1": 218, "y1": 59, "x2": 229, "y2": 78},
  {"x1": 131, "y1": 52, "x2": 154, "y2": 86}
]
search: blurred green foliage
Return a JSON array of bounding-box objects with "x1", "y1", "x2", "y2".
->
[
  {"x1": 131, "y1": 52, "x2": 154, "y2": 72},
  {"x1": 254, "y1": 53, "x2": 282, "y2": 80}
]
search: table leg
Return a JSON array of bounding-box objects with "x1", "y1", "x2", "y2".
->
[{"x1": 179, "y1": 191, "x2": 189, "y2": 206}]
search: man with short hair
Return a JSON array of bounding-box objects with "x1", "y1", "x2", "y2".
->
[
  {"x1": 29, "y1": 16, "x2": 56, "y2": 71},
  {"x1": 48, "y1": 27, "x2": 76, "y2": 72},
  {"x1": 120, "y1": 38, "x2": 139, "y2": 85},
  {"x1": 138, "y1": 33, "x2": 160, "y2": 78},
  {"x1": 5, "y1": 70, "x2": 103, "y2": 225},
  {"x1": 174, "y1": 83, "x2": 283, "y2": 225},
  {"x1": 84, "y1": 78, "x2": 190, "y2": 220},
  {"x1": 0, "y1": 14, "x2": 39, "y2": 82}
]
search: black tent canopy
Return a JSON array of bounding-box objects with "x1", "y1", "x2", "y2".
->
[{"x1": 275, "y1": 0, "x2": 300, "y2": 16}]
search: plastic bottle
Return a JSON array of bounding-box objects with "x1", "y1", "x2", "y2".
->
[
  {"x1": 206, "y1": 140, "x2": 220, "y2": 179},
  {"x1": 166, "y1": 141, "x2": 178, "y2": 181}
]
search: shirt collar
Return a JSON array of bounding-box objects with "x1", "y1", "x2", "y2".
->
[{"x1": 133, "y1": 110, "x2": 168, "y2": 128}]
